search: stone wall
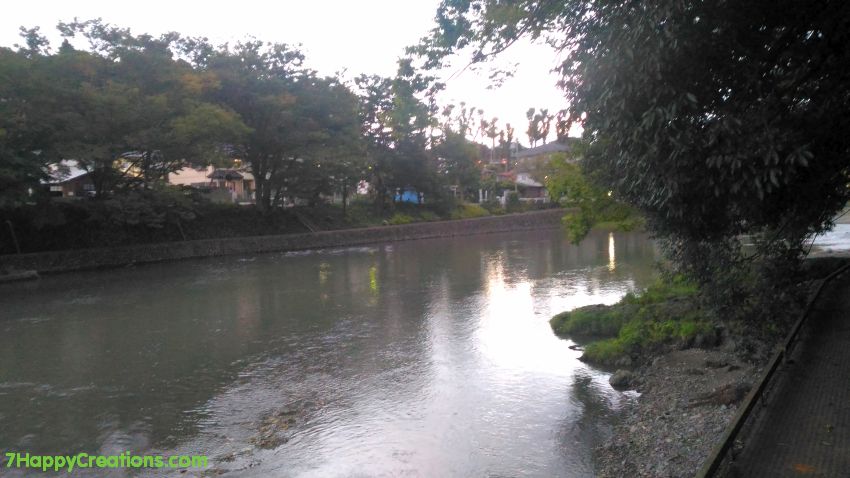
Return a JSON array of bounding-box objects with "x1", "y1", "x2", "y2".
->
[{"x1": 0, "y1": 209, "x2": 565, "y2": 274}]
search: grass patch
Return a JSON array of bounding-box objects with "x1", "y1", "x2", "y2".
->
[
  {"x1": 450, "y1": 204, "x2": 491, "y2": 220},
  {"x1": 621, "y1": 275, "x2": 698, "y2": 306},
  {"x1": 387, "y1": 213, "x2": 415, "y2": 225},
  {"x1": 550, "y1": 304, "x2": 632, "y2": 337},
  {"x1": 550, "y1": 276, "x2": 715, "y2": 365},
  {"x1": 582, "y1": 338, "x2": 628, "y2": 364}
]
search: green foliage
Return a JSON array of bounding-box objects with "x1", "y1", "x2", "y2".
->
[
  {"x1": 504, "y1": 191, "x2": 522, "y2": 213},
  {"x1": 417, "y1": 0, "x2": 850, "y2": 322},
  {"x1": 418, "y1": 211, "x2": 441, "y2": 222},
  {"x1": 0, "y1": 189, "x2": 307, "y2": 253},
  {"x1": 480, "y1": 199, "x2": 506, "y2": 215},
  {"x1": 621, "y1": 275, "x2": 699, "y2": 306},
  {"x1": 581, "y1": 339, "x2": 627, "y2": 364},
  {"x1": 550, "y1": 305, "x2": 630, "y2": 337},
  {"x1": 450, "y1": 203, "x2": 490, "y2": 220},
  {"x1": 194, "y1": 39, "x2": 362, "y2": 210},
  {"x1": 433, "y1": 131, "x2": 481, "y2": 200},
  {"x1": 545, "y1": 149, "x2": 642, "y2": 243},
  {"x1": 550, "y1": 276, "x2": 712, "y2": 364},
  {"x1": 354, "y1": 63, "x2": 442, "y2": 213},
  {"x1": 387, "y1": 213, "x2": 415, "y2": 225}
]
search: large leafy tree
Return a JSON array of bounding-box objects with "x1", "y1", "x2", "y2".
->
[
  {"x1": 47, "y1": 20, "x2": 247, "y2": 196},
  {"x1": 184, "y1": 39, "x2": 362, "y2": 210},
  {"x1": 355, "y1": 60, "x2": 441, "y2": 211},
  {"x1": 416, "y1": 1, "x2": 850, "y2": 307},
  {"x1": 0, "y1": 43, "x2": 61, "y2": 205},
  {"x1": 433, "y1": 130, "x2": 481, "y2": 199}
]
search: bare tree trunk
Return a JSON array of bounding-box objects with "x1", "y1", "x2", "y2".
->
[{"x1": 342, "y1": 180, "x2": 349, "y2": 217}]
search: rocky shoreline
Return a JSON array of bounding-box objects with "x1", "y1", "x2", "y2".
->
[{"x1": 594, "y1": 344, "x2": 765, "y2": 477}]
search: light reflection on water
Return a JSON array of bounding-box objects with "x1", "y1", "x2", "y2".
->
[{"x1": 0, "y1": 229, "x2": 656, "y2": 477}]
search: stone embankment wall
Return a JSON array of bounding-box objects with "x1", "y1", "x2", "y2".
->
[{"x1": 0, "y1": 209, "x2": 565, "y2": 274}]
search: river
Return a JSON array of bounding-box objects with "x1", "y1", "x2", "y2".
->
[{"x1": 0, "y1": 229, "x2": 656, "y2": 477}]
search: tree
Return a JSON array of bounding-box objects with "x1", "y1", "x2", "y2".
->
[
  {"x1": 187, "y1": 39, "x2": 361, "y2": 210},
  {"x1": 355, "y1": 60, "x2": 441, "y2": 211},
  {"x1": 0, "y1": 47, "x2": 57, "y2": 205},
  {"x1": 434, "y1": 130, "x2": 481, "y2": 199},
  {"x1": 525, "y1": 108, "x2": 541, "y2": 147},
  {"x1": 480, "y1": 116, "x2": 499, "y2": 162},
  {"x1": 538, "y1": 108, "x2": 552, "y2": 144},
  {"x1": 416, "y1": 0, "x2": 850, "y2": 313},
  {"x1": 498, "y1": 122, "x2": 515, "y2": 165},
  {"x1": 46, "y1": 20, "x2": 247, "y2": 196},
  {"x1": 555, "y1": 109, "x2": 570, "y2": 142}
]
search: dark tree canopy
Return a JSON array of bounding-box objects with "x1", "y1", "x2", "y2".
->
[{"x1": 417, "y1": 0, "x2": 850, "y2": 264}]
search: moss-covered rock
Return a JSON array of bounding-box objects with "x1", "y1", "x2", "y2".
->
[
  {"x1": 550, "y1": 277, "x2": 716, "y2": 366},
  {"x1": 550, "y1": 303, "x2": 636, "y2": 337}
]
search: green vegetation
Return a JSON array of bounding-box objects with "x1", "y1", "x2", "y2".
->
[
  {"x1": 550, "y1": 277, "x2": 712, "y2": 365},
  {"x1": 0, "y1": 20, "x2": 560, "y2": 254},
  {"x1": 0, "y1": 196, "x2": 509, "y2": 254},
  {"x1": 387, "y1": 213, "x2": 415, "y2": 225},
  {"x1": 450, "y1": 204, "x2": 490, "y2": 220},
  {"x1": 415, "y1": 1, "x2": 850, "y2": 324},
  {"x1": 544, "y1": 151, "x2": 644, "y2": 243},
  {"x1": 550, "y1": 305, "x2": 631, "y2": 337},
  {"x1": 621, "y1": 275, "x2": 699, "y2": 305}
]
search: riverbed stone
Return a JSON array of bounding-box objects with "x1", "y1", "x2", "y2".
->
[{"x1": 609, "y1": 369, "x2": 634, "y2": 389}]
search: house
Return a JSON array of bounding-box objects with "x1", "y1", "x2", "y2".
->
[
  {"x1": 493, "y1": 170, "x2": 548, "y2": 205},
  {"x1": 497, "y1": 139, "x2": 579, "y2": 204},
  {"x1": 512, "y1": 140, "x2": 575, "y2": 168},
  {"x1": 515, "y1": 172, "x2": 547, "y2": 201},
  {"x1": 168, "y1": 166, "x2": 255, "y2": 204},
  {"x1": 167, "y1": 165, "x2": 215, "y2": 188},
  {"x1": 206, "y1": 169, "x2": 255, "y2": 203},
  {"x1": 44, "y1": 160, "x2": 95, "y2": 198}
]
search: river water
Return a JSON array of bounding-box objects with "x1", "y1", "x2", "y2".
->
[{"x1": 0, "y1": 229, "x2": 656, "y2": 477}]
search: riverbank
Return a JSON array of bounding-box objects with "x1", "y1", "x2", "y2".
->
[
  {"x1": 578, "y1": 257, "x2": 850, "y2": 477},
  {"x1": 594, "y1": 347, "x2": 762, "y2": 477},
  {"x1": 0, "y1": 209, "x2": 564, "y2": 274}
]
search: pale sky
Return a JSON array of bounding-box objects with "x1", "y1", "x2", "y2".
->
[{"x1": 2, "y1": 0, "x2": 576, "y2": 145}]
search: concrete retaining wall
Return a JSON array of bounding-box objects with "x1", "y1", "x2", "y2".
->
[{"x1": 0, "y1": 209, "x2": 565, "y2": 274}]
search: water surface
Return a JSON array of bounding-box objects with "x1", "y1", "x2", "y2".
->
[{"x1": 0, "y1": 229, "x2": 656, "y2": 476}]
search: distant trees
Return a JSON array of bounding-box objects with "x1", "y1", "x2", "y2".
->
[
  {"x1": 354, "y1": 59, "x2": 441, "y2": 212},
  {"x1": 183, "y1": 39, "x2": 364, "y2": 210},
  {"x1": 525, "y1": 108, "x2": 555, "y2": 146},
  {"x1": 54, "y1": 20, "x2": 248, "y2": 196},
  {"x1": 0, "y1": 20, "x2": 469, "y2": 214},
  {"x1": 416, "y1": 0, "x2": 850, "y2": 318},
  {"x1": 1, "y1": 20, "x2": 248, "y2": 202},
  {"x1": 1, "y1": 17, "x2": 585, "y2": 226}
]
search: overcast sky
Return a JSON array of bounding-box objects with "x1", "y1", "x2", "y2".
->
[{"x1": 2, "y1": 0, "x2": 576, "y2": 144}]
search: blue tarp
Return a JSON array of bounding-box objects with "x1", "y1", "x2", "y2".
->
[{"x1": 395, "y1": 189, "x2": 422, "y2": 204}]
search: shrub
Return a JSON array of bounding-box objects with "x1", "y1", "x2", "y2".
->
[
  {"x1": 582, "y1": 338, "x2": 627, "y2": 364},
  {"x1": 419, "y1": 211, "x2": 441, "y2": 222},
  {"x1": 480, "y1": 199, "x2": 505, "y2": 215},
  {"x1": 550, "y1": 304, "x2": 632, "y2": 337},
  {"x1": 551, "y1": 275, "x2": 714, "y2": 365},
  {"x1": 387, "y1": 213, "x2": 414, "y2": 225},
  {"x1": 450, "y1": 204, "x2": 490, "y2": 220}
]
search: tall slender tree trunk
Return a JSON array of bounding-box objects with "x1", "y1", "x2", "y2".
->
[{"x1": 342, "y1": 180, "x2": 348, "y2": 217}]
